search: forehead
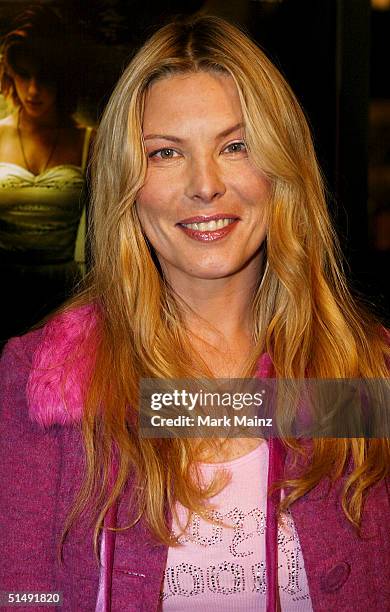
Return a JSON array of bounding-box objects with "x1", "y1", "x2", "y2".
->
[
  {"x1": 142, "y1": 71, "x2": 243, "y2": 133},
  {"x1": 8, "y1": 47, "x2": 40, "y2": 73},
  {"x1": 9, "y1": 43, "x2": 57, "y2": 76}
]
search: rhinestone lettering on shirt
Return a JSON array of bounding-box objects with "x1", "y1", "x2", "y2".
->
[{"x1": 162, "y1": 506, "x2": 311, "y2": 604}]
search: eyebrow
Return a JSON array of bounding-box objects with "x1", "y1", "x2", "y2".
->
[{"x1": 143, "y1": 122, "x2": 245, "y2": 143}]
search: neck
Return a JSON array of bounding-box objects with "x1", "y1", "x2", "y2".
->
[
  {"x1": 164, "y1": 252, "x2": 265, "y2": 349},
  {"x1": 18, "y1": 107, "x2": 60, "y2": 131}
]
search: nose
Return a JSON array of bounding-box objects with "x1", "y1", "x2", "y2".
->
[
  {"x1": 185, "y1": 156, "x2": 226, "y2": 204},
  {"x1": 27, "y1": 77, "x2": 40, "y2": 96}
]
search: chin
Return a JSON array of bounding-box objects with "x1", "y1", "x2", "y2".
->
[{"x1": 188, "y1": 266, "x2": 240, "y2": 280}]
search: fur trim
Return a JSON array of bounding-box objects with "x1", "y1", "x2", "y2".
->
[{"x1": 27, "y1": 304, "x2": 98, "y2": 427}]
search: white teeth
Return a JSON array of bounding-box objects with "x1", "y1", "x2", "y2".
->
[
  {"x1": 182, "y1": 218, "x2": 234, "y2": 231},
  {"x1": 198, "y1": 220, "x2": 216, "y2": 231}
]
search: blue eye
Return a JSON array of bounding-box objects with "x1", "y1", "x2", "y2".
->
[
  {"x1": 149, "y1": 148, "x2": 178, "y2": 159},
  {"x1": 225, "y1": 141, "x2": 247, "y2": 154}
]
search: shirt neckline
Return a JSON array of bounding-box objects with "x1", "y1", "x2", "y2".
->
[{"x1": 199, "y1": 440, "x2": 268, "y2": 469}]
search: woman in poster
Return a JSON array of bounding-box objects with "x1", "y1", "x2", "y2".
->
[{"x1": 0, "y1": 5, "x2": 93, "y2": 345}]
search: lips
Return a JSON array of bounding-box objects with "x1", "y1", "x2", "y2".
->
[
  {"x1": 177, "y1": 213, "x2": 240, "y2": 224},
  {"x1": 25, "y1": 100, "x2": 42, "y2": 106},
  {"x1": 183, "y1": 218, "x2": 233, "y2": 231},
  {"x1": 176, "y1": 214, "x2": 239, "y2": 242}
]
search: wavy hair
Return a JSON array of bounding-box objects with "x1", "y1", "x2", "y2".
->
[{"x1": 61, "y1": 15, "x2": 390, "y2": 557}]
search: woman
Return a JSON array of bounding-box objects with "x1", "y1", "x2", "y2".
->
[
  {"x1": 0, "y1": 5, "x2": 93, "y2": 345},
  {"x1": 0, "y1": 15, "x2": 389, "y2": 612}
]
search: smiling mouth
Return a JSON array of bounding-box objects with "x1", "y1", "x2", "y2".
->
[
  {"x1": 176, "y1": 216, "x2": 239, "y2": 242},
  {"x1": 180, "y1": 218, "x2": 235, "y2": 231}
]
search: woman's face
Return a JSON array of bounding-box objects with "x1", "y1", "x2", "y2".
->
[
  {"x1": 136, "y1": 71, "x2": 269, "y2": 289},
  {"x1": 10, "y1": 58, "x2": 57, "y2": 119}
]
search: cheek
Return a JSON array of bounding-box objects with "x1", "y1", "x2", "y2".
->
[
  {"x1": 136, "y1": 191, "x2": 162, "y2": 225},
  {"x1": 251, "y1": 173, "x2": 270, "y2": 201},
  {"x1": 43, "y1": 87, "x2": 57, "y2": 105},
  {"x1": 13, "y1": 78, "x2": 25, "y2": 96},
  {"x1": 136, "y1": 176, "x2": 176, "y2": 222},
  {"x1": 135, "y1": 193, "x2": 169, "y2": 246},
  {"x1": 236, "y1": 173, "x2": 270, "y2": 216}
]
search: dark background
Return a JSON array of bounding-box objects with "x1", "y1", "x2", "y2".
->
[{"x1": 1, "y1": 0, "x2": 389, "y2": 323}]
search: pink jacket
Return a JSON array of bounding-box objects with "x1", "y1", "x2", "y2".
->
[{"x1": 1, "y1": 305, "x2": 390, "y2": 611}]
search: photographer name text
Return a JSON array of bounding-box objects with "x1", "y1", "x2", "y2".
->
[{"x1": 149, "y1": 414, "x2": 273, "y2": 428}]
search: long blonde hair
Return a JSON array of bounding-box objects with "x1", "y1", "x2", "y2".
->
[{"x1": 62, "y1": 15, "x2": 390, "y2": 557}]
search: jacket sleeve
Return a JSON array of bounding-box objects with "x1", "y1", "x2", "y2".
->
[{"x1": 0, "y1": 333, "x2": 62, "y2": 611}]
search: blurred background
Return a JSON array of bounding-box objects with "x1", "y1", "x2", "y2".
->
[{"x1": 0, "y1": 0, "x2": 389, "y2": 342}]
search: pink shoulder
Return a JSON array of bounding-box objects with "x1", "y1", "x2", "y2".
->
[{"x1": 26, "y1": 303, "x2": 99, "y2": 428}]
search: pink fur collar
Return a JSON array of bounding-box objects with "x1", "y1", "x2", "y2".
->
[
  {"x1": 26, "y1": 303, "x2": 273, "y2": 428},
  {"x1": 26, "y1": 304, "x2": 98, "y2": 427}
]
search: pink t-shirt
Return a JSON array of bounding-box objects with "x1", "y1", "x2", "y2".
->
[{"x1": 161, "y1": 442, "x2": 313, "y2": 611}]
